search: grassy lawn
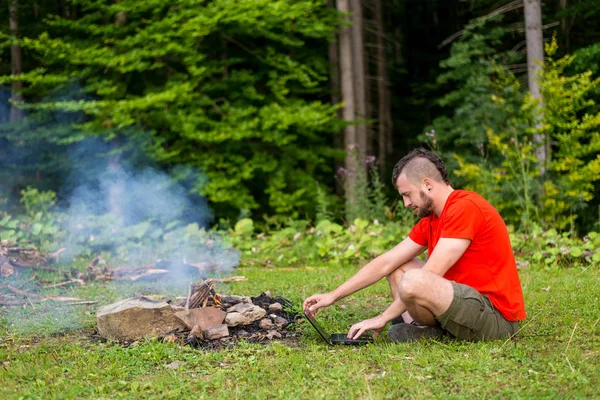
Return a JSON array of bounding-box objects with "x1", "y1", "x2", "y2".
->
[{"x1": 0, "y1": 261, "x2": 598, "y2": 399}]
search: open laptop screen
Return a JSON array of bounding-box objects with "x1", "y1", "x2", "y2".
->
[{"x1": 304, "y1": 310, "x2": 332, "y2": 344}]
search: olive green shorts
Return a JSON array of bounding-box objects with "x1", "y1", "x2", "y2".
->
[{"x1": 436, "y1": 281, "x2": 520, "y2": 341}]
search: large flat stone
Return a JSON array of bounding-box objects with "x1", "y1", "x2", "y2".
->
[
  {"x1": 97, "y1": 297, "x2": 186, "y2": 341},
  {"x1": 224, "y1": 304, "x2": 266, "y2": 327}
]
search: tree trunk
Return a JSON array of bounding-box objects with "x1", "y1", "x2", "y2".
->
[
  {"x1": 327, "y1": 0, "x2": 345, "y2": 196},
  {"x1": 374, "y1": 0, "x2": 392, "y2": 179},
  {"x1": 338, "y1": 0, "x2": 358, "y2": 216},
  {"x1": 558, "y1": 0, "x2": 569, "y2": 52},
  {"x1": 524, "y1": 0, "x2": 547, "y2": 172},
  {"x1": 9, "y1": 0, "x2": 24, "y2": 122},
  {"x1": 350, "y1": 0, "x2": 368, "y2": 161}
]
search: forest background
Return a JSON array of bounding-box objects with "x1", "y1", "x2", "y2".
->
[{"x1": 1, "y1": 0, "x2": 600, "y2": 249}]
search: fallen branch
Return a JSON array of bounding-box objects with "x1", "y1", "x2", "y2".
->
[
  {"x1": 43, "y1": 279, "x2": 85, "y2": 289},
  {"x1": 7, "y1": 284, "x2": 40, "y2": 298},
  {"x1": 215, "y1": 276, "x2": 247, "y2": 283},
  {"x1": 9, "y1": 261, "x2": 60, "y2": 273},
  {"x1": 0, "y1": 296, "x2": 97, "y2": 306},
  {"x1": 57, "y1": 301, "x2": 99, "y2": 306},
  {"x1": 126, "y1": 269, "x2": 169, "y2": 281},
  {"x1": 0, "y1": 299, "x2": 42, "y2": 306},
  {"x1": 43, "y1": 295, "x2": 81, "y2": 302}
]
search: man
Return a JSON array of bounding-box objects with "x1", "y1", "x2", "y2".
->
[{"x1": 303, "y1": 148, "x2": 526, "y2": 342}]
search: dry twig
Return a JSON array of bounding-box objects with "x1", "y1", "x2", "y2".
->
[{"x1": 564, "y1": 323, "x2": 578, "y2": 373}]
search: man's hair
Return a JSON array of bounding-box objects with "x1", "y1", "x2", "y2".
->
[{"x1": 391, "y1": 148, "x2": 452, "y2": 188}]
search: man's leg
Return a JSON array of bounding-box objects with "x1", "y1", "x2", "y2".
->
[
  {"x1": 392, "y1": 270, "x2": 519, "y2": 341},
  {"x1": 386, "y1": 258, "x2": 425, "y2": 324},
  {"x1": 398, "y1": 268, "x2": 454, "y2": 326},
  {"x1": 387, "y1": 268, "x2": 454, "y2": 342}
]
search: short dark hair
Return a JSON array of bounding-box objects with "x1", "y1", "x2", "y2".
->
[{"x1": 391, "y1": 148, "x2": 451, "y2": 188}]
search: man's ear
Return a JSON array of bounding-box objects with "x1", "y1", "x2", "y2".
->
[{"x1": 421, "y1": 177, "x2": 433, "y2": 191}]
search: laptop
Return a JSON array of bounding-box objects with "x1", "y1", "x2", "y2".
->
[{"x1": 304, "y1": 310, "x2": 373, "y2": 345}]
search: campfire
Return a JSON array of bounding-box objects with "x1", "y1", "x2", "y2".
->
[
  {"x1": 1, "y1": 242, "x2": 297, "y2": 346},
  {"x1": 96, "y1": 278, "x2": 298, "y2": 347}
]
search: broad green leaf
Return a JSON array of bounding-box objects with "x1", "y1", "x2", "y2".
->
[{"x1": 234, "y1": 219, "x2": 254, "y2": 236}]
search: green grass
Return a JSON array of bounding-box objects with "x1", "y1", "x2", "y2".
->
[{"x1": 0, "y1": 262, "x2": 598, "y2": 399}]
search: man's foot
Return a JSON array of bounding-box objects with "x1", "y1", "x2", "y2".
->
[{"x1": 388, "y1": 323, "x2": 445, "y2": 342}]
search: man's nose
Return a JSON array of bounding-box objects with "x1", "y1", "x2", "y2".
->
[{"x1": 403, "y1": 197, "x2": 411, "y2": 207}]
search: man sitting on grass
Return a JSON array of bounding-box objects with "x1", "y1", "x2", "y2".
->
[{"x1": 303, "y1": 148, "x2": 526, "y2": 342}]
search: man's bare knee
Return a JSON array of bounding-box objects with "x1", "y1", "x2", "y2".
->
[
  {"x1": 399, "y1": 269, "x2": 427, "y2": 303},
  {"x1": 387, "y1": 258, "x2": 424, "y2": 293}
]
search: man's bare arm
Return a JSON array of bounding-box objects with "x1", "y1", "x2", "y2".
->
[
  {"x1": 303, "y1": 237, "x2": 425, "y2": 315},
  {"x1": 333, "y1": 237, "x2": 426, "y2": 299},
  {"x1": 422, "y1": 237, "x2": 471, "y2": 276}
]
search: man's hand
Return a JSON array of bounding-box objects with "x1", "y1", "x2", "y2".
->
[
  {"x1": 303, "y1": 293, "x2": 336, "y2": 318},
  {"x1": 347, "y1": 315, "x2": 387, "y2": 340}
]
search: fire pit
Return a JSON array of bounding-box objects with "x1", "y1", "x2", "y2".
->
[{"x1": 96, "y1": 279, "x2": 298, "y2": 347}]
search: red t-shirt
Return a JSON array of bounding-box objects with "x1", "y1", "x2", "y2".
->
[{"x1": 408, "y1": 190, "x2": 526, "y2": 321}]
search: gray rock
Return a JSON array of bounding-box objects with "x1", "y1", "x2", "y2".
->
[
  {"x1": 224, "y1": 304, "x2": 267, "y2": 327},
  {"x1": 220, "y1": 295, "x2": 252, "y2": 305},
  {"x1": 204, "y1": 324, "x2": 229, "y2": 340},
  {"x1": 268, "y1": 302, "x2": 283, "y2": 311},
  {"x1": 270, "y1": 314, "x2": 289, "y2": 328},
  {"x1": 96, "y1": 297, "x2": 186, "y2": 341}
]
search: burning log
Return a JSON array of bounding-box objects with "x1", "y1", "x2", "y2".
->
[{"x1": 181, "y1": 279, "x2": 221, "y2": 309}]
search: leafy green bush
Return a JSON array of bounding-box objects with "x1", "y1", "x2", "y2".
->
[
  {"x1": 0, "y1": 187, "x2": 62, "y2": 250},
  {"x1": 511, "y1": 226, "x2": 600, "y2": 269},
  {"x1": 230, "y1": 217, "x2": 413, "y2": 268},
  {"x1": 230, "y1": 218, "x2": 600, "y2": 271}
]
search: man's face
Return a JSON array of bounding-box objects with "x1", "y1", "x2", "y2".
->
[{"x1": 396, "y1": 174, "x2": 434, "y2": 218}]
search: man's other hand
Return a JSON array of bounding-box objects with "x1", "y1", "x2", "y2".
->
[
  {"x1": 303, "y1": 293, "x2": 335, "y2": 317},
  {"x1": 347, "y1": 316, "x2": 387, "y2": 340}
]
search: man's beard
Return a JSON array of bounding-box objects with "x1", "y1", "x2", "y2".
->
[{"x1": 417, "y1": 190, "x2": 434, "y2": 218}]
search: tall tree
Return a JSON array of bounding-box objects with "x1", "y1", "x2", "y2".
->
[
  {"x1": 8, "y1": 0, "x2": 23, "y2": 122},
  {"x1": 524, "y1": 0, "x2": 547, "y2": 171},
  {"x1": 373, "y1": 0, "x2": 392, "y2": 177},
  {"x1": 350, "y1": 0, "x2": 368, "y2": 160},
  {"x1": 338, "y1": 0, "x2": 359, "y2": 215}
]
